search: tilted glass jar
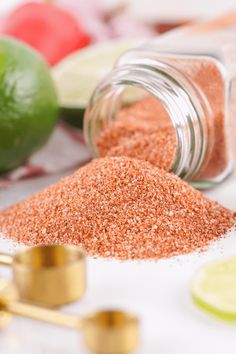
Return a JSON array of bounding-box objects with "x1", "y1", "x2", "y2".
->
[{"x1": 84, "y1": 12, "x2": 236, "y2": 189}]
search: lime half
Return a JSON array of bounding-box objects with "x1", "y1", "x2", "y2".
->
[
  {"x1": 52, "y1": 38, "x2": 144, "y2": 128},
  {"x1": 192, "y1": 258, "x2": 236, "y2": 322}
]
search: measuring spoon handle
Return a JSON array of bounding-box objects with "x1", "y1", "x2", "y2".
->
[{"x1": 0, "y1": 253, "x2": 13, "y2": 266}]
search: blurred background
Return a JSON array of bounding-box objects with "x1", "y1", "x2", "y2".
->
[
  {"x1": 2, "y1": 0, "x2": 236, "y2": 24},
  {"x1": 0, "y1": 0, "x2": 236, "y2": 186},
  {"x1": 2, "y1": 0, "x2": 236, "y2": 46}
]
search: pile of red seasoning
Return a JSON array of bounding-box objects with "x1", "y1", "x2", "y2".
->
[{"x1": 0, "y1": 157, "x2": 234, "y2": 260}]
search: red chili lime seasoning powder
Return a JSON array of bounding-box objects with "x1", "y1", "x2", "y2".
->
[{"x1": 0, "y1": 157, "x2": 234, "y2": 260}]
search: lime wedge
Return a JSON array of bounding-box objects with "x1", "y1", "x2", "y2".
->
[
  {"x1": 52, "y1": 39, "x2": 144, "y2": 128},
  {"x1": 192, "y1": 258, "x2": 236, "y2": 322}
]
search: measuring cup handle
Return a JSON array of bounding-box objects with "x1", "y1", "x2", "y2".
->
[
  {"x1": 6, "y1": 300, "x2": 83, "y2": 329},
  {"x1": 0, "y1": 253, "x2": 13, "y2": 266}
]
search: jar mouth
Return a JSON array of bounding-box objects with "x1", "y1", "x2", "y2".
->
[{"x1": 84, "y1": 59, "x2": 210, "y2": 180}]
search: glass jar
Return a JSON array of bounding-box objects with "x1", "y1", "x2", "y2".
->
[{"x1": 84, "y1": 12, "x2": 236, "y2": 189}]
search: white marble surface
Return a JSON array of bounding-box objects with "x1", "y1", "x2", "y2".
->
[{"x1": 0, "y1": 168, "x2": 235, "y2": 354}]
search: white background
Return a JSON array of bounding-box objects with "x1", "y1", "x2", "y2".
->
[{"x1": 0, "y1": 1, "x2": 236, "y2": 354}]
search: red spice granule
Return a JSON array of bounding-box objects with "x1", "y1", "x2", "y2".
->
[
  {"x1": 97, "y1": 96, "x2": 177, "y2": 172},
  {"x1": 0, "y1": 157, "x2": 234, "y2": 260}
]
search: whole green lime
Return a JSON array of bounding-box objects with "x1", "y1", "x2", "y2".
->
[{"x1": 0, "y1": 36, "x2": 58, "y2": 173}]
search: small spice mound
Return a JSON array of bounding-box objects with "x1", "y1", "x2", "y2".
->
[
  {"x1": 0, "y1": 157, "x2": 234, "y2": 260},
  {"x1": 97, "y1": 97, "x2": 177, "y2": 171}
]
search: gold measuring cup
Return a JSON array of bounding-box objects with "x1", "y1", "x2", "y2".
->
[
  {"x1": 0, "y1": 278, "x2": 139, "y2": 354},
  {"x1": 0, "y1": 244, "x2": 86, "y2": 307}
]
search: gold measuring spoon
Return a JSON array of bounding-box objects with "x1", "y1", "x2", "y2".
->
[
  {"x1": 0, "y1": 278, "x2": 139, "y2": 354},
  {"x1": 0, "y1": 245, "x2": 86, "y2": 307}
]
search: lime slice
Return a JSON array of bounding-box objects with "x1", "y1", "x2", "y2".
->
[
  {"x1": 192, "y1": 258, "x2": 236, "y2": 322},
  {"x1": 52, "y1": 38, "x2": 144, "y2": 128}
]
